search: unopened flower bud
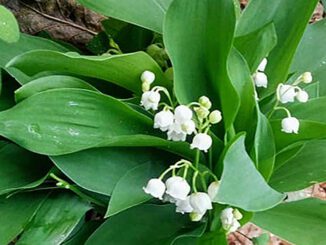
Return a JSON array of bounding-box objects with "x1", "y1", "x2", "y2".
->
[
  {"x1": 209, "y1": 110, "x2": 222, "y2": 124},
  {"x1": 142, "y1": 82, "x2": 151, "y2": 92},
  {"x1": 281, "y1": 116, "x2": 299, "y2": 134},
  {"x1": 199, "y1": 96, "x2": 212, "y2": 109},
  {"x1": 189, "y1": 212, "x2": 205, "y2": 222},
  {"x1": 207, "y1": 181, "x2": 220, "y2": 201},
  {"x1": 140, "y1": 70, "x2": 155, "y2": 84},
  {"x1": 301, "y1": 72, "x2": 312, "y2": 84},
  {"x1": 296, "y1": 90, "x2": 309, "y2": 103},
  {"x1": 233, "y1": 209, "x2": 243, "y2": 220},
  {"x1": 194, "y1": 107, "x2": 210, "y2": 120}
]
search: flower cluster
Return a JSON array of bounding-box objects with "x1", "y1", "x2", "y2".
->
[
  {"x1": 140, "y1": 71, "x2": 222, "y2": 152},
  {"x1": 275, "y1": 72, "x2": 313, "y2": 134},
  {"x1": 253, "y1": 58, "x2": 268, "y2": 88},
  {"x1": 143, "y1": 160, "x2": 222, "y2": 222}
]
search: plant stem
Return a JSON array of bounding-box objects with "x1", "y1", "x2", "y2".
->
[
  {"x1": 194, "y1": 150, "x2": 200, "y2": 169},
  {"x1": 49, "y1": 173, "x2": 105, "y2": 207}
]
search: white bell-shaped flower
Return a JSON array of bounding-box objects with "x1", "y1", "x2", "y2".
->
[
  {"x1": 189, "y1": 212, "x2": 205, "y2": 222},
  {"x1": 189, "y1": 192, "x2": 213, "y2": 214},
  {"x1": 220, "y1": 208, "x2": 234, "y2": 227},
  {"x1": 140, "y1": 91, "x2": 161, "y2": 110},
  {"x1": 143, "y1": 178, "x2": 166, "y2": 199},
  {"x1": 154, "y1": 110, "x2": 174, "y2": 131},
  {"x1": 209, "y1": 110, "x2": 222, "y2": 124},
  {"x1": 207, "y1": 181, "x2": 220, "y2": 201},
  {"x1": 140, "y1": 70, "x2": 155, "y2": 84},
  {"x1": 174, "y1": 105, "x2": 193, "y2": 123},
  {"x1": 278, "y1": 84, "x2": 297, "y2": 104},
  {"x1": 296, "y1": 90, "x2": 309, "y2": 103},
  {"x1": 258, "y1": 58, "x2": 267, "y2": 72},
  {"x1": 190, "y1": 133, "x2": 212, "y2": 152},
  {"x1": 176, "y1": 197, "x2": 193, "y2": 214},
  {"x1": 301, "y1": 72, "x2": 312, "y2": 84},
  {"x1": 165, "y1": 176, "x2": 191, "y2": 200},
  {"x1": 281, "y1": 116, "x2": 299, "y2": 134},
  {"x1": 167, "y1": 123, "x2": 187, "y2": 142},
  {"x1": 253, "y1": 72, "x2": 268, "y2": 88},
  {"x1": 181, "y1": 120, "x2": 196, "y2": 135}
]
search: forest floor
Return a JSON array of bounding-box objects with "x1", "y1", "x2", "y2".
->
[{"x1": 1, "y1": 0, "x2": 326, "y2": 244}]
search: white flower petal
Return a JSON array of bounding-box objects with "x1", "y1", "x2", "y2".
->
[
  {"x1": 190, "y1": 133, "x2": 212, "y2": 152},
  {"x1": 278, "y1": 84, "x2": 296, "y2": 104},
  {"x1": 189, "y1": 192, "x2": 212, "y2": 214},
  {"x1": 154, "y1": 110, "x2": 174, "y2": 131},
  {"x1": 165, "y1": 176, "x2": 191, "y2": 200},
  {"x1": 140, "y1": 91, "x2": 161, "y2": 110},
  {"x1": 253, "y1": 72, "x2": 268, "y2": 88},
  {"x1": 143, "y1": 178, "x2": 166, "y2": 199},
  {"x1": 281, "y1": 117, "x2": 300, "y2": 134},
  {"x1": 174, "y1": 105, "x2": 193, "y2": 123},
  {"x1": 176, "y1": 196, "x2": 193, "y2": 214},
  {"x1": 140, "y1": 71, "x2": 155, "y2": 84},
  {"x1": 258, "y1": 58, "x2": 268, "y2": 72},
  {"x1": 207, "y1": 181, "x2": 220, "y2": 201},
  {"x1": 296, "y1": 90, "x2": 309, "y2": 103}
]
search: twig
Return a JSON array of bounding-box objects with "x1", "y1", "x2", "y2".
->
[
  {"x1": 55, "y1": 0, "x2": 66, "y2": 19},
  {"x1": 19, "y1": 1, "x2": 97, "y2": 36}
]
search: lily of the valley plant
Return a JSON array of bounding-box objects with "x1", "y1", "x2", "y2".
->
[{"x1": 0, "y1": 0, "x2": 325, "y2": 244}]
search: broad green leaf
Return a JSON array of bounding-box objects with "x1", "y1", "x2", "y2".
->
[
  {"x1": 86, "y1": 204, "x2": 190, "y2": 245},
  {"x1": 237, "y1": 0, "x2": 319, "y2": 97},
  {"x1": 17, "y1": 192, "x2": 91, "y2": 245},
  {"x1": 272, "y1": 97, "x2": 326, "y2": 124},
  {"x1": 274, "y1": 142, "x2": 305, "y2": 170},
  {"x1": 290, "y1": 19, "x2": 326, "y2": 96},
  {"x1": 0, "y1": 193, "x2": 46, "y2": 245},
  {"x1": 7, "y1": 50, "x2": 170, "y2": 95},
  {"x1": 252, "y1": 108, "x2": 275, "y2": 181},
  {"x1": 51, "y1": 148, "x2": 172, "y2": 196},
  {"x1": 0, "y1": 142, "x2": 50, "y2": 195},
  {"x1": 0, "y1": 69, "x2": 18, "y2": 111},
  {"x1": 0, "y1": 33, "x2": 68, "y2": 84},
  {"x1": 164, "y1": 0, "x2": 239, "y2": 130},
  {"x1": 0, "y1": 6, "x2": 19, "y2": 43},
  {"x1": 77, "y1": 0, "x2": 172, "y2": 33},
  {"x1": 271, "y1": 120, "x2": 326, "y2": 151},
  {"x1": 106, "y1": 162, "x2": 165, "y2": 217},
  {"x1": 62, "y1": 221, "x2": 101, "y2": 245},
  {"x1": 15, "y1": 75, "x2": 98, "y2": 102},
  {"x1": 216, "y1": 134, "x2": 284, "y2": 211},
  {"x1": 228, "y1": 48, "x2": 256, "y2": 133},
  {"x1": 172, "y1": 223, "x2": 207, "y2": 245},
  {"x1": 270, "y1": 140, "x2": 326, "y2": 192},
  {"x1": 0, "y1": 88, "x2": 195, "y2": 157},
  {"x1": 0, "y1": 88, "x2": 151, "y2": 155},
  {"x1": 253, "y1": 198, "x2": 326, "y2": 245},
  {"x1": 234, "y1": 23, "x2": 277, "y2": 73}
]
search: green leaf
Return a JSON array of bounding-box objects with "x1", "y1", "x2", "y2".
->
[
  {"x1": 0, "y1": 88, "x2": 195, "y2": 157},
  {"x1": 215, "y1": 134, "x2": 285, "y2": 211},
  {"x1": 15, "y1": 75, "x2": 98, "y2": 102},
  {"x1": 7, "y1": 50, "x2": 169, "y2": 95},
  {"x1": 0, "y1": 6, "x2": 19, "y2": 43},
  {"x1": 271, "y1": 120, "x2": 326, "y2": 151},
  {"x1": 163, "y1": 0, "x2": 239, "y2": 130},
  {"x1": 17, "y1": 192, "x2": 91, "y2": 245},
  {"x1": 270, "y1": 140, "x2": 326, "y2": 192},
  {"x1": 51, "y1": 148, "x2": 170, "y2": 196},
  {"x1": 290, "y1": 19, "x2": 326, "y2": 96},
  {"x1": 253, "y1": 198, "x2": 326, "y2": 245},
  {"x1": 0, "y1": 142, "x2": 51, "y2": 195},
  {"x1": 252, "y1": 233, "x2": 269, "y2": 245},
  {"x1": 171, "y1": 223, "x2": 207, "y2": 245},
  {"x1": 0, "y1": 88, "x2": 151, "y2": 155},
  {"x1": 252, "y1": 108, "x2": 275, "y2": 181},
  {"x1": 234, "y1": 22, "x2": 277, "y2": 73},
  {"x1": 77, "y1": 0, "x2": 172, "y2": 33},
  {"x1": 272, "y1": 97, "x2": 326, "y2": 124},
  {"x1": 228, "y1": 48, "x2": 256, "y2": 132},
  {"x1": 274, "y1": 142, "x2": 305, "y2": 170},
  {"x1": 86, "y1": 204, "x2": 189, "y2": 245},
  {"x1": 237, "y1": 0, "x2": 319, "y2": 97},
  {"x1": 106, "y1": 162, "x2": 165, "y2": 217},
  {"x1": 63, "y1": 221, "x2": 102, "y2": 245},
  {"x1": 0, "y1": 193, "x2": 46, "y2": 245}
]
